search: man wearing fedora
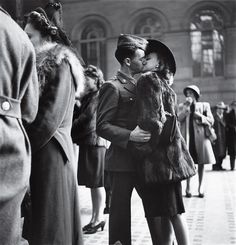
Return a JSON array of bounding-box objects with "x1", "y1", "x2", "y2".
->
[
  {"x1": 212, "y1": 101, "x2": 227, "y2": 171},
  {"x1": 225, "y1": 101, "x2": 236, "y2": 171},
  {"x1": 97, "y1": 34, "x2": 151, "y2": 245}
]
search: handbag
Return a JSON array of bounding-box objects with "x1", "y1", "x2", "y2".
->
[
  {"x1": 159, "y1": 114, "x2": 177, "y2": 145},
  {"x1": 204, "y1": 124, "x2": 217, "y2": 143}
]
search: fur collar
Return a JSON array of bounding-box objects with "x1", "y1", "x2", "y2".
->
[{"x1": 36, "y1": 42, "x2": 85, "y2": 98}]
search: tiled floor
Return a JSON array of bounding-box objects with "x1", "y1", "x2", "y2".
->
[{"x1": 79, "y1": 157, "x2": 236, "y2": 245}]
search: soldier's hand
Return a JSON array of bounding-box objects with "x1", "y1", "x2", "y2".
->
[{"x1": 129, "y1": 126, "x2": 151, "y2": 142}]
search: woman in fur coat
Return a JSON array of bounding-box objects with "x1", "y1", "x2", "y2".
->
[
  {"x1": 72, "y1": 65, "x2": 108, "y2": 234},
  {"x1": 24, "y1": 7, "x2": 85, "y2": 245},
  {"x1": 134, "y1": 39, "x2": 193, "y2": 245}
]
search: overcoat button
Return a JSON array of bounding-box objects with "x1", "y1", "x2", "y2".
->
[{"x1": 2, "y1": 101, "x2": 10, "y2": 111}]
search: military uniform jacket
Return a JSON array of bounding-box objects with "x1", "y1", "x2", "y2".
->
[{"x1": 97, "y1": 71, "x2": 137, "y2": 172}]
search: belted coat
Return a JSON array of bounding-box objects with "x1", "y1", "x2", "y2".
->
[
  {"x1": 0, "y1": 7, "x2": 38, "y2": 245},
  {"x1": 25, "y1": 42, "x2": 85, "y2": 245}
]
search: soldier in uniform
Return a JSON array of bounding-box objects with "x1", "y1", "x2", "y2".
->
[{"x1": 97, "y1": 34, "x2": 150, "y2": 245}]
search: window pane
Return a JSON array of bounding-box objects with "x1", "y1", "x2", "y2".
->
[
  {"x1": 191, "y1": 31, "x2": 201, "y2": 77},
  {"x1": 190, "y1": 9, "x2": 224, "y2": 77},
  {"x1": 133, "y1": 14, "x2": 163, "y2": 37},
  {"x1": 80, "y1": 22, "x2": 106, "y2": 76}
]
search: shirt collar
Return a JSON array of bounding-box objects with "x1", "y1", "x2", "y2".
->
[{"x1": 116, "y1": 70, "x2": 136, "y2": 85}]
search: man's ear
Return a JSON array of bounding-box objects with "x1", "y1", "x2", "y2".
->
[{"x1": 124, "y1": 57, "x2": 131, "y2": 67}]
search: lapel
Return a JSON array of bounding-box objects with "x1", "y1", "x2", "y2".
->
[
  {"x1": 216, "y1": 114, "x2": 225, "y2": 127},
  {"x1": 195, "y1": 102, "x2": 204, "y2": 114},
  {"x1": 117, "y1": 71, "x2": 136, "y2": 95}
]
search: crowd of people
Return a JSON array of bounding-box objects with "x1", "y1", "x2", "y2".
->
[{"x1": 0, "y1": 2, "x2": 236, "y2": 245}]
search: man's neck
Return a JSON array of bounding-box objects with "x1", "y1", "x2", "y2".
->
[{"x1": 120, "y1": 66, "x2": 134, "y2": 78}]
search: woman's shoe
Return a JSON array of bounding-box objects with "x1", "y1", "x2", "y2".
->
[
  {"x1": 185, "y1": 192, "x2": 192, "y2": 198},
  {"x1": 84, "y1": 221, "x2": 106, "y2": 234},
  {"x1": 198, "y1": 193, "x2": 204, "y2": 198},
  {"x1": 82, "y1": 223, "x2": 93, "y2": 231}
]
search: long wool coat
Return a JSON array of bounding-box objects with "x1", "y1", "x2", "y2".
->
[
  {"x1": 213, "y1": 113, "x2": 227, "y2": 159},
  {"x1": 25, "y1": 42, "x2": 85, "y2": 245},
  {"x1": 225, "y1": 109, "x2": 236, "y2": 156},
  {"x1": 178, "y1": 101, "x2": 216, "y2": 164},
  {"x1": 0, "y1": 8, "x2": 38, "y2": 245}
]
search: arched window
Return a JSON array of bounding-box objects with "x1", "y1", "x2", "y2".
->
[
  {"x1": 190, "y1": 9, "x2": 224, "y2": 77},
  {"x1": 133, "y1": 14, "x2": 163, "y2": 38},
  {"x1": 80, "y1": 22, "x2": 106, "y2": 74}
]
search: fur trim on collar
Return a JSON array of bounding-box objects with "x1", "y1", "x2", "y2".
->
[{"x1": 36, "y1": 42, "x2": 85, "y2": 98}]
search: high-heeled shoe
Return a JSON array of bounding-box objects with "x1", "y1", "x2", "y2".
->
[
  {"x1": 84, "y1": 221, "x2": 106, "y2": 234},
  {"x1": 185, "y1": 191, "x2": 192, "y2": 198},
  {"x1": 82, "y1": 223, "x2": 93, "y2": 231},
  {"x1": 198, "y1": 192, "x2": 204, "y2": 198}
]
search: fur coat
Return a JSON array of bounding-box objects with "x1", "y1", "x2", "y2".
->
[
  {"x1": 26, "y1": 42, "x2": 85, "y2": 163},
  {"x1": 71, "y1": 91, "x2": 107, "y2": 147},
  {"x1": 25, "y1": 42, "x2": 85, "y2": 245},
  {"x1": 132, "y1": 71, "x2": 196, "y2": 184}
]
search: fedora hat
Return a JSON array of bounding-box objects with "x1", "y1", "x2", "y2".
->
[
  {"x1": 183, "y1": 85, "x2": 200, "y2": 99},
  {"x1": 216, "y1": 101, "x2": 227, "y2": 109},
  {"x1": 230, "y1": 100, "x2": 236, "y2": 107},
  {"x1": 146, "y1": 39, "x2": 176, "y2": 75}
]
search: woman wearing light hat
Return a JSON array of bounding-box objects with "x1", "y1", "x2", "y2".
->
[
  {"x1": 212, "y1": 101, "x2": 227, "y2": 171},
  {"x1": 178, "y1": 85, "x2": 215, "y2": 198}
]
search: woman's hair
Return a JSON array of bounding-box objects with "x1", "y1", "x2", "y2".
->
[
  {"x1": 24, "y1": 7, "x2": 71, "y2": 46},
  {"x1": 84, "y1": 65, "x2": 104, "y2": 89}
]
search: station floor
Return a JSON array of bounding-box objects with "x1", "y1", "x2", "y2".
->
[{"x1": 79, "y1": 157, "x2": 236, "y2": 245}]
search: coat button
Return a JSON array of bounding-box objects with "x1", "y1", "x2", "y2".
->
[{"x1": 2, "y1": 101, "x2": 10, "y2": 111}]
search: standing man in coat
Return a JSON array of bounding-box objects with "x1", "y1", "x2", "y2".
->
[
  {"x1": 97, "y1": 34, "x2": 150, "y2": 245},
  {"x1": 0, "y1": 7, "x2": 38, "y2": 245},
  {"x1": 212, "y1": 101, "x2": 227, "y2": 171},
  {"x1": 226, "y1": 101, "x2": 236, "y2": 171}
]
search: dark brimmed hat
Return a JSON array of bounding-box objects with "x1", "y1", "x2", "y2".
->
[
  {"x1": 183, "y1": 85, "x2": 200, "y2": 99},
  {"x1": 216, "y1": 101, "x2": 227, "y2": 109},
  {"x1": 146, "y1": 39, "x2": 176, "y2": 75},
  {"x1": 116, "y1": 34, "x2": 148, "y2": 51}
]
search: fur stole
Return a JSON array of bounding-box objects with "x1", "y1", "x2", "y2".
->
[{"x1": 36, "y1": 42, "x2": 85, "y2": 98}]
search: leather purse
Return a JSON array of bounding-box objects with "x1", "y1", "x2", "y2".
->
[
  {"x1": 159, "y1": 114, "x2": 177, "y2": 145},
  {"x1": 204, "y1": 124, "x2": 217, "y2": 143}
]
